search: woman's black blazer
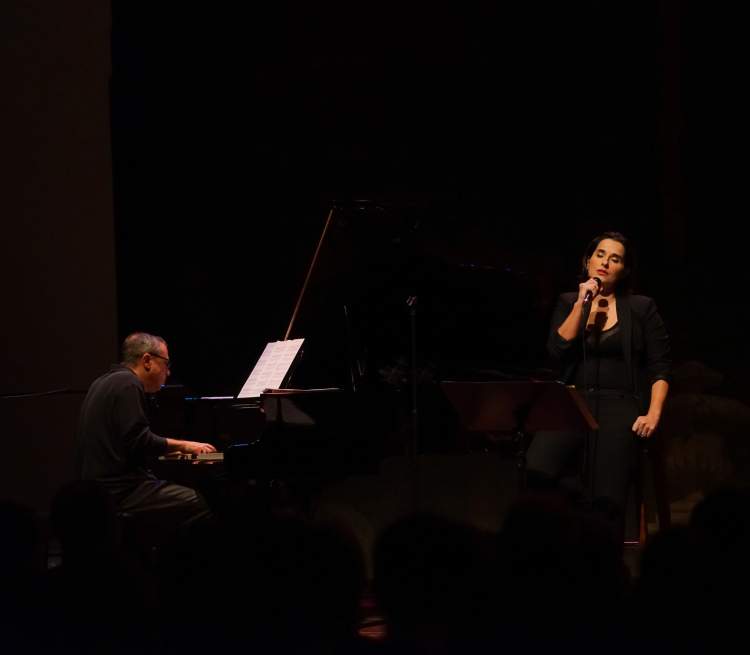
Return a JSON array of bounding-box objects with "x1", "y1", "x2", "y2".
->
[{"x1": 546, "y1": 292, "x2": 671, "y2": 402}]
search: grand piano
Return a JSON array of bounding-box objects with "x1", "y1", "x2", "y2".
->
[{"x1": 148, "y1": 198, "x2": 552, "y2": 510}]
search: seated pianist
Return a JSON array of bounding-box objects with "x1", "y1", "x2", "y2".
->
[{"x1": 74, "y1": 332, "x2": 217, "y2": 546}]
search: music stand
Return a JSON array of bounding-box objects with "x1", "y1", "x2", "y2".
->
[{"x1": 439, "y1": 381, "x2": 598, "y2": 488}]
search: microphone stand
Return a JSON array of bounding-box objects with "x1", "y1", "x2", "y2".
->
[
  {"x1": 406, "y1": 295, "x2": 419, "y2": 511},
  {"x1": 580, "y1": 296, "x2": 597, "y2": 512},
  {"x1": 343, "y1": 303, "x2": 358, "y2": 393}
]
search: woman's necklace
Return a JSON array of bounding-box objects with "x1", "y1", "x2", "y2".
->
[{"x1": 587, "y1": 295, "x2": 615, "y2": 331}]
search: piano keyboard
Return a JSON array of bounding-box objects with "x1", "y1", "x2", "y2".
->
[
  {"x1": 159, "y1": 452, "x2": 224, "y2": 462},
  {"x1": 195, "y1": 452, "x2": 224, "y2": 461}
]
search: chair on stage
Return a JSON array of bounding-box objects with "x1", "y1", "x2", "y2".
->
[{"x1": 632, "y1": 437, "x2": 671, "y2": 546}]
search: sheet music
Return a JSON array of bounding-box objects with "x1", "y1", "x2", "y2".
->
[{"x1": 237, "y1": 338, "x2": 305, "y2": 399}]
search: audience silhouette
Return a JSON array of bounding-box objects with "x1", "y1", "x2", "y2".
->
[
  {"x1": 2, "y1": 477, "x2": 748, "y2": 654},
  {"x1": 635, "y1": 485, "x2": 750, "y2": 652},
  {"x1": 0, "y1": 500, "x2": 47, "y2": 653},
  {"x1": 46, "y1": 480, "x2": 160, "y2": 654}
]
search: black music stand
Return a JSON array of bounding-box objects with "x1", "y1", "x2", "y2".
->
[{"x1": 439, "y1": 381, "x2": 598, "y2": 488}]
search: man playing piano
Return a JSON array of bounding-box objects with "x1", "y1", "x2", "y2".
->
[{"x1": 75, "y1": 332, "x2": 216, "y2": 547}]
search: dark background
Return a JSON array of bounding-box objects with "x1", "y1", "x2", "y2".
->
[
  {"x1": 110, "y1": 1, "x2": 745, "y2": 398},
  {"x1": 1, "y1": 0, "x2": 747, "y2": 514}
]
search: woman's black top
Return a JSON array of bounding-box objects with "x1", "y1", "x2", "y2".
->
[{"x1": 547, "y1": 292, "x2": 671, "y2": 402}]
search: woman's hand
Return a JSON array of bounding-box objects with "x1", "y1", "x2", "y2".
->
[
  {"x1": 632, "y1": 413, "x2": 660, "y2": 439},
  {"x1": 577, "y1": 277, "x2": 601, "y2": 304}
]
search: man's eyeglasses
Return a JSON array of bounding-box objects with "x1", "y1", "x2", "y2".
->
[{"x1": 148, "y1": 352, "x2": 171, "y2": 368}]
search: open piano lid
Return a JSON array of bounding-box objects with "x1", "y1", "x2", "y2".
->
[{"x1": 280, "y1": 198, "x2": 547, "y2": 391}]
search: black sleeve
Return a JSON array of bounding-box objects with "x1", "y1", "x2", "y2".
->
[
  {"x1": 113, "y1": 382, "x2": 168, "y2": 457},
  {"x1": 546, "y1": 294, "x2": 579, "y2": 361},
  {"x1": 643, "y1": 297, "x2": 672, "y2": 386}
]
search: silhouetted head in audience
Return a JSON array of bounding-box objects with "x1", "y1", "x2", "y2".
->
[
  {"x1": 50, "y1": 479, "x2": 120, "y2": 560},
  {"x1": 689, "y1": 485, "x2": 750, "y2": 598},
  {"x1": 635, "y1": 524, "x2": 697, "y2": 613},
  {"x1": 0, "y1": 504, "x2": 49, "y2": 655},
  {"x1": 497, "y1": 492, "x2": 628, "y2": 643},
  {"x1": 689, "y1": 485, "x2": 750, "y2": 552},
  {"x1": 258, "y1": 516, "x2": 367, "y2": 650},
  {"x1": 47, "y1": 481, "x2": 159, "y2": 652},
  {"x1": 634, "y1": 486, "x2": 750, "y2": 649},
  {"x1": 373, "y1": 512, "x2": 494, "y2": 648},
  {"x1": 0, "y1": 500, "x2": 43, "y2": 593},
  {"x1": 156, "y1": 514, "x2": 366, "y2": 653}
]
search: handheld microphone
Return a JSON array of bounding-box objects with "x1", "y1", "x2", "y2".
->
[{"x1": 583, "y1": 277, "x2": 602, "y2": 304}]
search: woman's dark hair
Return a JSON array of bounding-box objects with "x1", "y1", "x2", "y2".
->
[{"x1": 580, "y1": 231, "x2": 636, "y2": 293}]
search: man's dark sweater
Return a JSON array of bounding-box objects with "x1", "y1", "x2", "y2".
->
[{"x1": 75, "y1": 365, "x2": 168, "y2": 487}]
